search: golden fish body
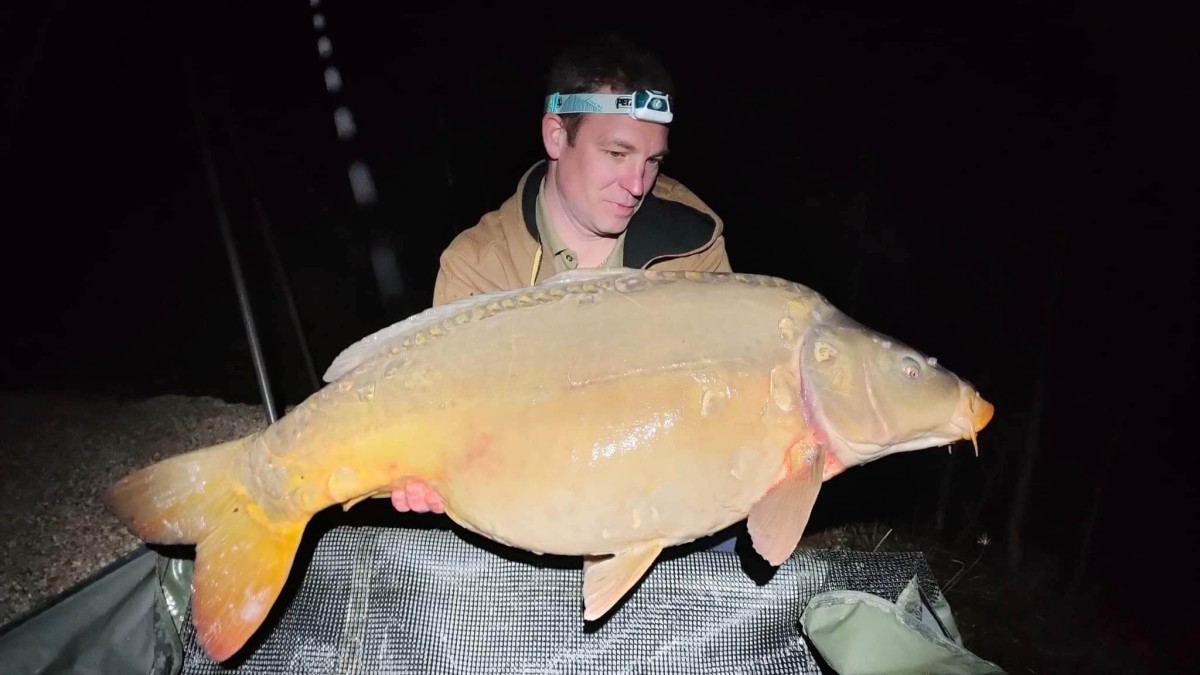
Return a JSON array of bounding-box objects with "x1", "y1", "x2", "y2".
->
[{"x1": 107, "y1": 268, "x2": 994, "y2": 662}]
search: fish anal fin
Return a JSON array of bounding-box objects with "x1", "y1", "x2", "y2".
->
[
  {"x1": 193, "y1": 506, "x2": 305, "y2": 662},
  {"x1": 747, "y1": 445, "x2": 826, "y2": 566},
  {"x1": 582, "y1": 540, "x2": 664, "y2": 622}
]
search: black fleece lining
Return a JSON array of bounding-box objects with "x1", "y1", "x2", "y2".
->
[{"x1": 521, "y1": 161, "x2": 717, "y2": 269}]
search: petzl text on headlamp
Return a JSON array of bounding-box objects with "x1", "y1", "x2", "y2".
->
[{"x1": 544, "y1": 90, "x2": 673, "y2": 124}]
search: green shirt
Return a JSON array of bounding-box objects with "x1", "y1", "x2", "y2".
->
[{"x1": 535, "y1": 179, "x2": 625, "y2": 273}]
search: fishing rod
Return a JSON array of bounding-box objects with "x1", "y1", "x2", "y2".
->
[
  {"x1": 223, "y1": 113, "x2": 323, "y2": 393},
  {"x1": 184, "y1": 54, "x2": 279, "y2": 425}
]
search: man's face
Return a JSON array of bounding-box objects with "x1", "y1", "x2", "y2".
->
[{"x1": 542, "y1": 107, "x2": 670, "y2": 237}]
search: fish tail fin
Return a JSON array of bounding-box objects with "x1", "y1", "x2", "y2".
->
[{"x1": 105, "y1": 435, "x2": 306, "y2": 662}]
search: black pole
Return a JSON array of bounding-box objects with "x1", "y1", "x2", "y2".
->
[
  {"x1": 184, "y1": 55, "x2": 279, "y2": 424},
  {"x1": 225, "y1": 116, "x2": 322, "y2": 392}
]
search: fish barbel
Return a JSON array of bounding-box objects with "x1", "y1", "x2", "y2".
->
[{"x1": 105, "y1": 268, "x2": 994, "y2": 662}]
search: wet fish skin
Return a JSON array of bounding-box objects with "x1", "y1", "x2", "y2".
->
[{"x1": 105, "y1": 267, "x2": 994, "y2": 662}]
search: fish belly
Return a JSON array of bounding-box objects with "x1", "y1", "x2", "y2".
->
[{"x1": 434, "y1": 365, "x2": 796, "y2": 556}]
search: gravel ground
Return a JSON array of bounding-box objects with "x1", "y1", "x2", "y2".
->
[{"x1": 0, "y1": 392, "x2": 268, "y2": 629}]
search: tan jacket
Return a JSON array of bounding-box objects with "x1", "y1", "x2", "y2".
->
[{"x1": 432, "y1": 160, "x2": 732, "y2": 307}]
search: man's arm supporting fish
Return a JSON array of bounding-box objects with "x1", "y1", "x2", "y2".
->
[{"x1": 105, "y1": 268, "x2": 994, "y2": 663}]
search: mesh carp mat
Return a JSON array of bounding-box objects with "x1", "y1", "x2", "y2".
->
[{"x1": 173, "y1": 518, "x2": 960, "y2": 675}]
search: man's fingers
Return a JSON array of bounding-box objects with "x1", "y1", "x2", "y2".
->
[
  {"x1": 415, "y1": 482, "x2": 445, "y2": 513},
  {"x1": 391, "y1": 480, "x2": 445, "y2": 514},
  {"x1": 391, "y1": 488, "x2": 411, "y2": 512},
  {"x1": 405, "y1": 482, "x2": 431, "y2": 513}
]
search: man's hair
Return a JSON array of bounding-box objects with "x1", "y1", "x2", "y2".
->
[{"x1": 545, "y1": 34, "x2": 675, "y2": 145}]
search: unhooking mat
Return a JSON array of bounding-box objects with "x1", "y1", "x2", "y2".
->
[{"x1": 172, "y1": 525, "x2": 1004, "y2": 674}]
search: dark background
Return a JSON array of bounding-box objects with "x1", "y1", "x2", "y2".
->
[{"x1": 2, "y1": 0, "x2": 1194, "y2": 664}]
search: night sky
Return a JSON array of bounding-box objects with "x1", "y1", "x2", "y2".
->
[{"x1": 2, "y1": 0, "x2": 1194, "y2": 660}]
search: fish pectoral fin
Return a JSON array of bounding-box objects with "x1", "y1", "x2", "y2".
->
[
  {"x1": 582, "y1": 540, "x2": 664, "y2": 622},
  {"x1": 747, "y1": 445, "x2": 826, "y2": 566}
]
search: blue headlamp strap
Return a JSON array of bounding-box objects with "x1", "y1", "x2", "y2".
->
[{"x1": 544, "y1": 90, "x2": 673, "y2": 124}]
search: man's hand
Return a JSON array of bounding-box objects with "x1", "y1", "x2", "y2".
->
[{"x1": 391, "y1": 480, "x2": 445, "y2": 514}]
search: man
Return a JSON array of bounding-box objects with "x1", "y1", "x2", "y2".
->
[
  {"x1": 431, "y1": 33, "x2": 731, "y2": 306},
  {"x1": 391, "y1": 35, "x2": 734, "y2": 541}
]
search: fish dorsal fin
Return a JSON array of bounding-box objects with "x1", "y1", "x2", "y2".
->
[{"x1": 322, "y1": 267, "x2": 645, "y2": 382}]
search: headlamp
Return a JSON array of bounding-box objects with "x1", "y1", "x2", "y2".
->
[{"x1": 544, "y1": 89, "x2": 673, "y2": 124}]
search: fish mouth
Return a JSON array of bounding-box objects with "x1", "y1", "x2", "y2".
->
[
  {"x1": 949, "y1": 389, "x2": 995, "y2": 456},
  {"x1": 801, "y1": 375, "x2": 996, "y2": 465}
]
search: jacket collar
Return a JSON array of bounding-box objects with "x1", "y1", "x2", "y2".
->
[{"x1": 519, "y1": 160, "x2": 718, "y2": 269}]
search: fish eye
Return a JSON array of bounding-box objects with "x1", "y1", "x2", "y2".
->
[{"x1": 900, "y1": 355, "x2": 922, "y2": 379}]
